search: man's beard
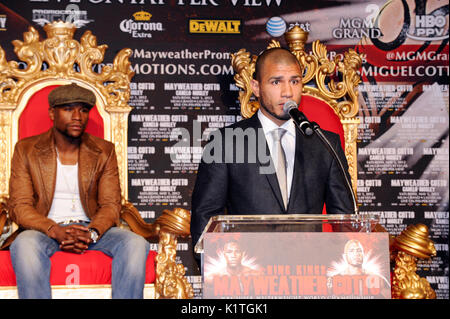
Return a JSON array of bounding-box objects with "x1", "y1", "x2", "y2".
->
[
  {"x1": 259, "y1": 99, "x2": 290, "y2": 121},
  {"x1": 56, "y1": 126, "x2": 84, "y2": 143}
]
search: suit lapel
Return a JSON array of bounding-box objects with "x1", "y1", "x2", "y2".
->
[
  {"x1": 78, "y1": 134, "x2": 101, "y2": 205},
  {"x1": 286, "y1": 127, "x2": 304, "y2": 212},
  {"x1": 35, "y1": 131, "x2": 57, "y2": 210},
  {"x1": 249, "y1": 114, "x2": 286, "y2": 212},
  {"x1": 265, "y1": 167, "x2": 286, "y2": 212}
]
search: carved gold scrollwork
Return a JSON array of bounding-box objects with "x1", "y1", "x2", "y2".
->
[
  {"x1": 155, "y1": 232, "x2": 194, "y2": 299},
  {"x1": 0, "y1": 112, "x2": 10, "y2": 196},
  {"x1": 266, "y1": 39, "x2": 281, "y2": 50},
  {"x1": 310, "y1": 40, "x2": 362, "y2": 119},
  {"x1": 0, "y1": 21, "x2": 133, "y2": 110},
  {"x1": 338, "y1": 49, "x2": 363, "y2": 118},
  {"x1": 391, "y1": 224, "x2": 437, "y2": 299},
  {"x1": 154, "y1": 208, "x2": 194, "y2": 299},
  {"x1": 313, "y1": 40, "x2": 344, "y2": 98},
  {"x1": 0, "y1": 196, "x2": 12, "y2": 246},
  {"x1": 231, "y1": 49, "x2": 258, "y2": 119},
  {"x1": 121, "y1": 206, "x2": 194, "y2": 299},
  {"x1": 343, "y1": 121, "x2": 359, "y2": 196},
  {"x1": 392, "y1": 251, "x2": 436, "y2": 299}
]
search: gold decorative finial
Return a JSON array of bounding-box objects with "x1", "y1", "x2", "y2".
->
[
  {"x1": 43, "y1": 20, "x2": 76, "y2": 38},
  {"x1": 156, "y1": 207, "x2": 191, "y2": 237},
  {"x1": 393, "y1": 223, "x2": 437, "y2": 259},
  {"x1": 284, "y1": 25, "x2": 309, "y2": 52}
]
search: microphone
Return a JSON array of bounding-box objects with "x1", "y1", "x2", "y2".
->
[{"x1": 283, "y1": 100, "x2": 314, "y2": 136}]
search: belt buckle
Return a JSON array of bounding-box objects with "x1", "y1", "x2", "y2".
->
[{"x1": 59, "y1": 219, "x2": 83, "y2": 225}]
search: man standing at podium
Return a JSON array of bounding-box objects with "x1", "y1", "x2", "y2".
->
[{"x1": 191, "y1": 48, "x2": 353, "y2": 250}]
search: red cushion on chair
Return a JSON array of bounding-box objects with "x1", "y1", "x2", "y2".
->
[
  {"x1": 0, "y1": 251, "x2": 15, "y2": 286},
  {"x1": 0, "y1": 250, "x2": 157, "y2": 286},
  {"x1": 19, "y1": 85, "x2": 104, "y2": 140},
  {"x1": 299, "y1": 95, "x2": 345, "y2": 149}
]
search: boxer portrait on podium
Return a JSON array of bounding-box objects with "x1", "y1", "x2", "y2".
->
[{"x1": 191, "y1": 48, "x2": 354, "y2": 254}]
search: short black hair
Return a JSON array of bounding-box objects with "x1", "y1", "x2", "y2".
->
[{"x1": 253, "y1": 47, "x2": 302, "y2": 81}]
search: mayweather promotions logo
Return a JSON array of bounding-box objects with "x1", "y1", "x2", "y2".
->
[
  {"x1": 32, "y1": 4, "x2": 92, "y2": 28},
  {"x1": 189, "y1": 19, "x2": 241, "y2": 34},
  {"x1": 120, "y1": 10, "x2": 163, "y2": 38}
]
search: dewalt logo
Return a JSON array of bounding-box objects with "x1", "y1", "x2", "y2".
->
[{"x1": 189, "y1": 19, "x2": 241, "y2": 34}]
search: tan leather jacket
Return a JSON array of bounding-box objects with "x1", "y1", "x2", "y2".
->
[{"x1": 7, "y1": 129, "x2": 121, "y2": 240}]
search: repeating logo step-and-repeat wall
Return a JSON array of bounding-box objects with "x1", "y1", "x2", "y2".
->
[{"x1": 1, "y1": 0, "x2": 448, "y2": 299}]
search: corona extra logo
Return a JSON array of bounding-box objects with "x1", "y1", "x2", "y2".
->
[
  {"x1": 189, "y1": 19, "x2": 241, "y2": 34},
  {"x1": 133, "y1": 10, "x2": 152, "y2": 21},
  {"x1": 119, "y1": 11, "x2": 163, "y2": 39}
]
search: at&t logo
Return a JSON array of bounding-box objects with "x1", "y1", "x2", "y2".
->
[{"x1": 266, "y1": 16, "x2": 286, "y2": 37}]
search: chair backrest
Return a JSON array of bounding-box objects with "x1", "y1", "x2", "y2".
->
[
  {"x1": 231, "y1": 26, "x2": 362, "y2": 197},
  {"x1": 0, "y1": 21, "x2": 134, "y2": 200}
]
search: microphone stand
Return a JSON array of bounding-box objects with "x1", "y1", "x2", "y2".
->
[{"x1": 310, "y1": 122, "x2": 359, "y2": 215}]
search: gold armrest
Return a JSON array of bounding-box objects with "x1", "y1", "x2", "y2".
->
[
  {"x1": 0, "y1": 197, "x2": 14, "y2": 248},
  {"x1": 120, "y1": 202, "x2": 194, "y2": 299}
]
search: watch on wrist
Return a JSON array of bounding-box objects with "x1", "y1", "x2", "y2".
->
[{"x1": 89, "y1": 228, "x2": 99, "y2": 243}]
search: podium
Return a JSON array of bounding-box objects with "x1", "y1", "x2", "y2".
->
[{"x1": 195, "y1": 214, "x2": 391, "y2": 299}]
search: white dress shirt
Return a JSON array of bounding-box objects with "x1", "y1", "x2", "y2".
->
[{"x1": 257, "y1": 109, "x2": 296, "y2": 202}]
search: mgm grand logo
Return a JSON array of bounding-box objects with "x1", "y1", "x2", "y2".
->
[
  {"x1": 119, "y1": 10, "x2": 163, "y2": 38},
  {"x1": 189, "y1": 19, "x2": 241, "y2": 34}
]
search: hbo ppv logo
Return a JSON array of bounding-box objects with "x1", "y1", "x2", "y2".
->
[{"x1": 408, "y1": 15, "x2": 448, "y2": 40}]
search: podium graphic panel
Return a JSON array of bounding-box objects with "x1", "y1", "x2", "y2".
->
[{"x1": 203, "y1": 232, "x2": 391, "y2": 299}]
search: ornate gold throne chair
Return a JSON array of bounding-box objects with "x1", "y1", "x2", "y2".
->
[
  {"x1": 231, "y1": 26, "x2": 437, "y2": 299},
  {"x1": 0, "y1": 21, "x2": 193, "y2": 299}
]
